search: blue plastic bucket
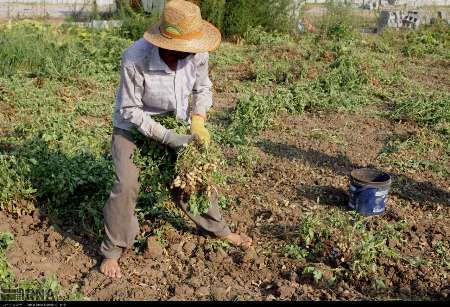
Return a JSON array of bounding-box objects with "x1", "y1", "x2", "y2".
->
[{"x1": 348, "y1": 168, "x2": 392, "y2": 216}]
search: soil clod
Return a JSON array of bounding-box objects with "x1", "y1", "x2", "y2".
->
[{"x1": 144, "y1": 237, "x2": 164, "y2": 259}]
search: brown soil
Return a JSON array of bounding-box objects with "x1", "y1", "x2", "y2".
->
[
  {"x1": 3, "y1": 109, "x2": 449, "y2": 301},
  {"x1": 0, "y1": 100, "x2": 16, "y2": 137},
  {"x1": 403, "y1": 58, "x2": 450, "y2": 92}
]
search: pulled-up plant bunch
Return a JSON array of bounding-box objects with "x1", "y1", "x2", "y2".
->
[
  {"x1": 133, "y1": 114, "x2": 224, "y2": 216},
  {"x1": 172, "y1": 136, "x2": 223, "y2": 216}
]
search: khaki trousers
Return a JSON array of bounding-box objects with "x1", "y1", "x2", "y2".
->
[{"x1": 100, "y1": 127, "x2": 231, "y2": 260}]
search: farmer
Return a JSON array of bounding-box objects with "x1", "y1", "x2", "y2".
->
[{"x1": 100, "y1": 0, "x2": 252, "y2": 279}]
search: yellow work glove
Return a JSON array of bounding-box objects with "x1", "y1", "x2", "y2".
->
[{"x1": 191, "y1": 115, "x2": 210, "y2": 147}]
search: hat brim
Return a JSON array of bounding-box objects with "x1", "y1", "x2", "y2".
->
[{"x1": 143, "y1": 20, "x2": 221, "y2": 53}]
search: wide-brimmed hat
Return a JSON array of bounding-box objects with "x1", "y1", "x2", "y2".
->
[{"x1": 143, "y1": 0, "x2": 221, "y2": 53}]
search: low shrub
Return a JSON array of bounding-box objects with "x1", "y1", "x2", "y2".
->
[
  {"x1": 198, "y1": 0, "x2": 295, "y2": 37},
  {"x1": 389, "y1": 91, "x2": 450, "y2": 135},
  {"x1": 243, "y1": 25, "x2": 294, "y2": 47},
  {"x1": 401, "y1": 23, "x2": 450, "y2": 58},
  {"x1": 0, "y1": 21, "x2": 131, "y2": 78}
]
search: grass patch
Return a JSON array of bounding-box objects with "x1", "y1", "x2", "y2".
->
[
  {"x1": 281, "y1": 211, "x2": 410, "y2": 288},
  {"x1": 0, "y1": 21, "x2": 131, "y2": 78},
  {"x1": 388, "y1": 91, "x2": 450, "y2": 135}
]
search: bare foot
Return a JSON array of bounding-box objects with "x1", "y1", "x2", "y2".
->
[
  {"x1": 222, "y1": 233, "x2": 253, "y2": 250},
  {"x1": 100, "y1": 258, "x2": 122, "y2": 279}
]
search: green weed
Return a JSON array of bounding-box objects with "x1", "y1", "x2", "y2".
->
[
  {"x1": 251, "y1": 58, "x2": 295, "y2": 84},
  {"x1": 0, "y1": 155, "x2": 36, "y2": 211},
  {"x1": 280, "y1": 244, "x2": 309, "y2": 260},
  {"x1": 243, "y1": 25, "x2": 294, "y2": 47},
  {"x1": 115, "y1": 11, "x2": 160, "y2": 41},
  {"x1": 388, "y1": 91, "x2": 450, "y2": 134},
  {"x1": 218, "y1": 195, "x2": 233, "y2": 210},
  {"x1": 407, "y1": 257, "x2": 431, "y2": 269},
  {"x1": 302, "y1": 266, "x2": 323, "y2": 283},
  {"x1": 187, "y1": 193, "x2": 210, "y2": 216},
  {"x1": 285, "y1": 211, "x2": 408, "y2": 286},
  {"x1": 0, "y1": 232, "x2": 14, "y2": 251},
  {"x1": 401, "y1": 23, "x2": 450, "y2": 58},
  {"x1": 379, "y1": 134, "x2": 422, "y2": 155},
  {"x1": 307, "y1": 129, "x2": 347, "y2": 145},
  {"x1": 152, "y1": 227, "x2": 169, "y2": 248},
  {"x1": 373, "y1": 278, "x2": 386, "y2": 290},
  {"x1": 392, "y1": 159, "x2": 449, "y2": 177},
  {"x1": 302, "y1": 266, "x2": 338, "y2": 286},
  {"x1": 218, "y1": 86, "x2": 305, "y2": 145},
  {"x1": 0, "y1": 232, "x2": 14, "y2": 286},
  {"x1": 434, "y1": 242, "x2": 450, "y2": 269},
  {"x1": 297, "y1": 215, "x2": 330, "y2": 251},
  {"x1": 317, "y1": 2, "x2": 359, "y2": 42},
  {"x1": 349, "y1": 220, "x2": 405, "y2": 280},
  {"x1": 220, "y1": 0, "x2": 294, "y2": 37},
  {"x1": 199, "y1": 0, "x2": 227, "y2": 32},
  {"x1": 234, "y1": 145, "x2": 261, "y2": 169},
  {"x1": 205, "y1": 239, "x2": 230, "y2": 252},
  {"x1": 209, "y1": 43, "x2": 247, "y2": 70},
  {"x1": 0, "y1": 21, "x2": 131, "y2": 78}
]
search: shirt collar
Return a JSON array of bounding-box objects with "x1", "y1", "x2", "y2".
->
[{"x1": 148, "y1": 46, "x2": 174, "y2": 74}]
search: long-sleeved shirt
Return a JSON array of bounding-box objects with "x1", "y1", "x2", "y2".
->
[{"x1": 113, "y1": 38, "x2": 213, "y2": 141}]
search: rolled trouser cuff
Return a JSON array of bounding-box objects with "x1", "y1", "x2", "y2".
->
[
  {"x1": 176, "y1": 190, "x2": 232, "y2": 239},
  {"x1": 213, "y1": 225, "x2": 232, "y2": 238},
  {"x1": 99, "y1": 240, "x2": 123, "y2": 260}
]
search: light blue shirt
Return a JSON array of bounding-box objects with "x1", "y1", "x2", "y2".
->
[{"x1": 113, "y1": 39, "x2": 213, "y2": 140}]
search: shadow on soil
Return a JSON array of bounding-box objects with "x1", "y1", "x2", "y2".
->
[{"x1": 257, "y1": 140, "x2": 450, "y2": 208}]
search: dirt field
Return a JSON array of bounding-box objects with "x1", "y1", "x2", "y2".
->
[
  {"x1": 0, "y1": 16, "x2": 449, "y2": 301},
  {"x1": 2, "y1": 110, "x2": 449, "y2": 300}
]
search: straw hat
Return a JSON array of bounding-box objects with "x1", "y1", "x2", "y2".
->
[{"x1": 143, "y1": 0, "x2": 221, "y2": 53}]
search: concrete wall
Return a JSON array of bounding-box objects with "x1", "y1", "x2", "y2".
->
[
  {"x1": 141, "y1": 0, "x2": 164, "y2": 13},
  {"x1": 302, "y1": 0, "x2": 450, "y2": 6},
  {"x1": 389, "y1": 0, "x2": 450, "y2": 6},
  {"x1": 0, "y1": 0, "x2": 166, "y2": 19},
  {"x1": 0, "y1": 0, "x2": 114, "y2": 5},
  {"x1": 378, "y1": 8, "x2": 449, "y2": 31},
  {"x1": 0, "y1": 0, "x2": 116, "y2": 18}
]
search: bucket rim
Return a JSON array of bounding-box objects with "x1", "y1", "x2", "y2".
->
[{"x1": 350, "y1": 168, "x2": 391, "y2": 186}]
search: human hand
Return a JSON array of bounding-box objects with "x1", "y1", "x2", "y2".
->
[
  {"x1": 163, "y1": 130, "x2": 195, "y2": 150},
  {"x1": 191, "y1": 115, "x2": 210, "y2": 147}
]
